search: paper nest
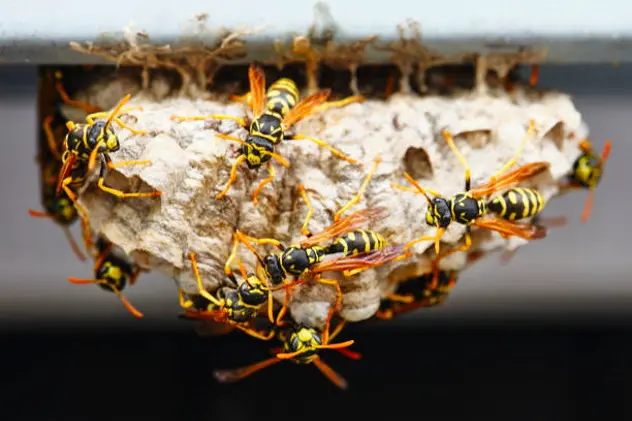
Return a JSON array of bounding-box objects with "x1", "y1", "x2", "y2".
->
[{"x1": 73, "y1": 81, "x2": 587, "y2": 329}]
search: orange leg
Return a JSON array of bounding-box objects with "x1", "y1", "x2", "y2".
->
[{"x1": 431, "y1": 229, "x2": 472, "y2": 289}]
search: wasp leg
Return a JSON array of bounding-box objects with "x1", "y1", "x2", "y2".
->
[
  {"x1": 442, "y1": 128, "x2": 472, "y2": 190},
  {"x1": 403, "y1": 235, "x2": 436, "y2": 253},
  {"x1": 297, "y1": 184, "x2": 314, "y2": 237},
  {"x1": 42, "y1": 116, "x2": 62, "y2": 160},
  {"x1": 111, "y1": 117, "x2": 147, "y2": 135},
  {"x1": 61, "y1": 181, "x2": 94, "y2": 254},
  {"x1": 334, "y1": 157, "x2": 381, "y2": 222},
  {"x1": 274, "y1": 279, "x2": 293, "y2": 326},
  {"x1": 178, "y1": 289, "x2": 194, "y2": 309},
  {"x1": 314, "y1": 95, "x2": 365, "y2": 113},
  {"x1": 316, "y1": 277, "x2": 343, "y2": 345},
  {"x1": 216, "y1": 155, "x2": 247, "y2": 200},
  {"x1": 391, "y1": 183, "x2": 419, "y2": 194},
  {"x1": 374, "y1": 309, "x2": 394, "y2": 320},
  {"x1": 170, "y1": 113, "x2": 248, "y2": 128},
  {"x1": 54, "y1": 77, "x2": 102, "y2": 114},
  {"x1": 97, "y1": 156, "x2": 162, "y2": 199},
  {"x1": 387, "y1": 293, "x2": 415, "y2": 303},
  {"x1": 189, "y1": 252, "x2": 224, "y2": 307},
  {"x1": 529, "y1": 64, "x2": 539, "y2": 86},
  {"x1": 238, "y1": 231, "x2": 285, "y2": 251},
  {"x1": 287, "y1": 134, "x2": 359, "y2": 165},
  {"x1": 235, "y1": 324, "x2": 275, "y2": 341},
  {"x1": 252, "y1": 161, "x2": 276, "y2": 205},
  {"x1": 327, "y1": 319, "x2": 347, "y2": 343},
  {"x1": 431, "y1": 229, "x2": 472, "y2": 289},
  {"x1": 224, "y1": 232, "x2": 242, "y2": 284}
]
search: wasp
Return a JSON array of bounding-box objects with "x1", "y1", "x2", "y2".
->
[
  {"x1": 67, "y1": 236, "x2": 144, "y2": 318},
  {"x1": 561, "y1": 138, "x2": 611, "y2": 222},
  {"x1": 178, "y1": 235, "x2": 279, "y2": 339},
  {"x1": 375, "y1": 250, "x2": 486, "y2": 320},
  {"x1": 56, "y1": 93, "x2": 162, "y2": 251},
  {"x1": 393, "y1": 120, "x2": 549, "y2": 287},
  {"x1": 235, "y1": 158, "x2": 410, "y2": 341},
  {"x1": 170, "y1": 63, "x2": 364, "y2": 204},
  {"x1": 28, "y1": 70, "x2": 104, "y2": 260},
  {"x1": 213, "y1": 318, "x2": 361, "y2": 390}
]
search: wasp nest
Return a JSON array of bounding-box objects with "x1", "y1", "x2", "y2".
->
[{"x1": 68, "y1": 70, "x2": 585, "y2": 329}]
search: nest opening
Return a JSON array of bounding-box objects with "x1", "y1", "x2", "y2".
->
[{"x1": 403, "y1": 146, "x2": 433, "y2": 180}]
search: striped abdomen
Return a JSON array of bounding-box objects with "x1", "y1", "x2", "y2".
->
[
  {"x1": 487, "y1": 188, "x2": 546, "y2": 221},
  {"x1": 326, "y1": 229, "x2": 386, "y2": 256},
  {"x1": 264, "y1": 78, "x2": 300, "y2": 120}
]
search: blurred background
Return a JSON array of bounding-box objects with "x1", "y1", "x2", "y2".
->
[{"x1": 0, "y1": 64, "x2": 629, "y2": 419}]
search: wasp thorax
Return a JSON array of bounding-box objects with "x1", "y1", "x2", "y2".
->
[
  {"x1": 263, "y1": 254, "x2": 285, "y2": 286},
  {"x1": 427, "y1": 197, "x2": 452, "y2": 228}
]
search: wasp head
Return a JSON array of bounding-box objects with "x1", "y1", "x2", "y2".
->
[
  {"x1": 95, "y1": 261, "x2": 127, "y2": 293},
  {"x1": 283, "y1": 326, "x2": 322, "y2": 363},
  {"x1": 571, "y1": 152, "x2": 602, "y2": 189},
  {"x1": 425, "y1": 197, "x2": 452, "y2": 228},
  {"x1": 243, "y1": 135, "x2": 274, "y2": 169},
  {"x1": 263, "y1": 254, "x2": 285, "y2": 286},
  {"x1": 237, "y1": 274, "x2": 268, "y2": 306},
  {"x1": 88, "y1": 121, "x2": 120, "y2": 153}
]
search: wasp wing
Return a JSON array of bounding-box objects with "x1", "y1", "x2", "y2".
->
[
  {"x1": 472, "y1": 217, "x2": 548, "y2": 240},
  {"x1": 311, "y1": 244, "x2": 408, "y2": 273},
  {"x1": 299, "y1": 207, "x2": 388, "y2": 248},
  {"x1": 248, "y1": 64, "x2": 266, "y2": 117},
  {"x1": 55, "y1": 153, "x2": 76, "y2": 196},
  {"x1": 281, "y1": 90, "x2": 330, "y2": 129},
  {"x1": 469, "y1": 161, "x2": 550, "y2": 199}
]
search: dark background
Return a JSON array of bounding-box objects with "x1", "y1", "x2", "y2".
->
[{"x1": 0, "y1": 64, "x2": 629, "y2": 419}]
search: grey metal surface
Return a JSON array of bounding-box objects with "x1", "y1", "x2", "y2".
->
[
  {"x1": 0, "y1": 64, "x2": 629, "y2": 330},
  {"x1": 1, "y1": 0, "x2": 632, "y2": 64}
]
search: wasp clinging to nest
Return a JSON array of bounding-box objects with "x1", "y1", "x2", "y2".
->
[{"x1": 171, "y1": 62, "x2": 364, "y2": 205}]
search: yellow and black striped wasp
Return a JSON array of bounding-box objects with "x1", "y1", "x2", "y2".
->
[
  {"x1": 177, "y1": 234, "x2": 278, "y2": 340},
  {"x1": 170, "y1": 62, "x2": 364, "y2": 204},
  {"x1": 235, "y1": 158, "x2": 410, "y2": 341},
  {"x1": 561, "y1": 136, "x2": 612, "y2": 222},
  {"x1": 213, "y1": 317, "x2": 361, "y2": 390},
  {"x1": 28, "y1": 69, "x2": 104, "y2": 260},
  {"x1": 393, "y1": 120, "x2": 549, "y2": 287},
  {"x1": 67, "y1": 235, "x2": 144, "y2": 318},
  {"x1": 375, "y1": 250, "x2": 487, "y2": 320},
  {"x1": 56, "y1": 93, "x2": 162, "y2": 251}
]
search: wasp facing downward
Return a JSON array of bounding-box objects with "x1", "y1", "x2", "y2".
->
[
  {"x1": 179, "y1": 236, "x2": 278, "y2": 340},
  {"x1": 213, "y1": 319, "x2": 361, "y2": 390},
  {"x1": 68, "y1": 236, "x2": 144, "y2": 318},
  {"x1": 563, "y1": 138, "x2": 612, "y2": 222},
  {"x1": 171, "y1": 63, "x2": 364, "y2": 204}
]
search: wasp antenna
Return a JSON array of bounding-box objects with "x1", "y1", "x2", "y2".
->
[
  {"x1": 105, "y1": 94, "x2": 132, "y2": 129},
  {"x1": 601, "y1": 140, "x2": 612, "y2": 162}
]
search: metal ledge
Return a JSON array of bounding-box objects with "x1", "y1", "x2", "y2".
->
[{"x1": 1, "y1": 0, "x2": 632, "y2": 64}]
